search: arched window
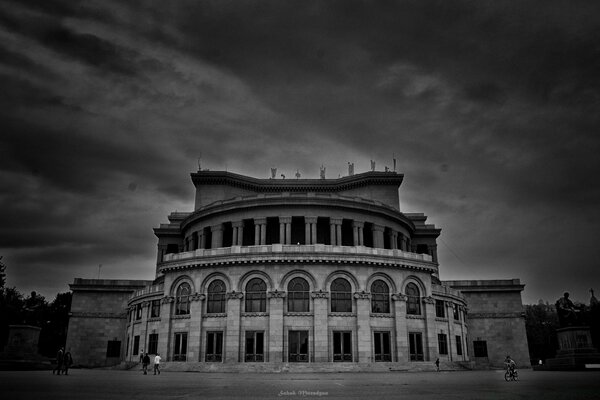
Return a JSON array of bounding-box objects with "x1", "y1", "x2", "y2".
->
[
  {"x1": 406, "y1": 283, "x2": 421, "y2": 315},
  {"x1": 175, "y1": 282, "x2": 191, "y2": 315},
  {"x1": 207, "y1": 280, "x2": 226, "y2": 314},
  {"x1": 287, "y1": 277, "x2": 309, "y2": 312},
  {"x1": 331, "y1": 278, "x2": 352, "y2": 313},
  {"x1": 371, "y1": 280, "x2": 390, "y2": 313},
  {"x1": 245, "y1": 278, "x2": 266, "y2": 312}
]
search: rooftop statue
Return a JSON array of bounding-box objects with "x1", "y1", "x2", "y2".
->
[{"x1": 556, "y1": 292, "x2": 585, "y2": 327}]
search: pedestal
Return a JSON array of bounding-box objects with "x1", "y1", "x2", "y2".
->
[{"x1": 544, "y1": 326, "x2": 600, "y2": 370}]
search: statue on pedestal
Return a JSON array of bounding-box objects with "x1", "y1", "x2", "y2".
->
[{"x1": 556, "y1": 292, "x2": 585, "y2": 327}]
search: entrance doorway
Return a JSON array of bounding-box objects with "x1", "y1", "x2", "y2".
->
[{"x1": 288, "y1": 330, "x2": 309, "y2": 362}]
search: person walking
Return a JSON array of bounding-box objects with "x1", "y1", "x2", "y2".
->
[
  {"x1": 62, "y1": 349, "x2": 73, "y2": 375},
  {"x1": 142, "y1": 353, "x2": 150, "y2": 375},
  {"x1": 435, "y1": 358, "x2": 440, "y2": 372},
  {"x1": 153, "y1": 353, "x2": 161, "y2": 375},
  {"x1": 53, "y1": 347, "x2": 64, "y2": 375}
]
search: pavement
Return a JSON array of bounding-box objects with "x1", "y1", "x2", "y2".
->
[{"x1": 1, "y1": 368, "x2": 600, "y2": 400}]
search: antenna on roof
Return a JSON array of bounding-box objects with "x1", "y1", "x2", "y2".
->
[{"x1": 197, "y1": 156, "x2": 202, "y2": 172}]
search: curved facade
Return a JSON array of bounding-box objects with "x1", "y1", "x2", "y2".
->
[
  {"x1": 66, "y1": 169, "x2": 529, "y2": 369},
  {"x1": 125, "y1": 170, "x2": 468, "y2": 365}
]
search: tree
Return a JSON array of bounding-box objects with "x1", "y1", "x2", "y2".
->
[
  {"x1": 0, "y1": 256, "x2": 6, "y2": 288},
  {"x1": 524, "y1": 302, "x2": 559, "y2": 364}
]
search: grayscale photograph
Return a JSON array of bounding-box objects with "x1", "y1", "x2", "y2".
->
[{"x1": 1, "y1": 1, "x2": 599, "y2": 399}]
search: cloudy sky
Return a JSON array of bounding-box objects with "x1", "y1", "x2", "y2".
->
[{"x1": 1, "y1": 0, "x2": 599, "y2": 304}]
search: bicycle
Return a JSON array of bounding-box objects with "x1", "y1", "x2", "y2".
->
[{"x1": 504, "y1": 367, "x2": 518, "y2": 381}]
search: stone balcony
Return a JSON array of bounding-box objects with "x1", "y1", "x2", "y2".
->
[{"x1": 159, "y1": 244, "x2": 436, "y2": 273}]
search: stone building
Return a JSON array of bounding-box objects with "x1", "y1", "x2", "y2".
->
[{"x1": 66, "y1": 169, "x2": 529, "y2": 370}]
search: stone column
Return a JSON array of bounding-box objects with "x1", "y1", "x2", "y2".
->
[
  {"x1": 156, "y1": 244, "x2": 168, "y2": 264},
  {"x1": 254, "y1": 223, "x2": 260, "y2": 245},
  {"x1": 232, "y1": 221, "x2": 243, "y2": 246},
  {"x1": 199, "y1": 231, "x2": 206, "y2": 249},
  {"x1": 268, "y1": 290, "x2": 286, "y2": 362},
  {"x1": 330, "y1": 218, "x2": 342, "y2": 246},
  {"x1": 372, "y1": 224, "x2": 385, "y2": 248},
  {"x1": 390, "y1": 231, "x2": 398, "y2": 250},
  {"x1": 423, "y1": 296, "x2": 438, "y2": 361},
  {"x1": 355, "y1": 292, "x2": 372, "y2": 363},
  {"x1": 352, "y1": 221, "x2": 364, "y2": 246},
  {"x1": 279, "y1": 217, "x2": 292, "y2": 245},
  {"x1": 329, "y1": 221, "x2": 337, "y2": 246},
  {"x1": 225, "y1": 291, "x2": 243, "y2": 362},
  {"x1": 446, "y1": 302, "x2": 455, "y2": 361},
  {"x1": 305, "y1": 217, "x2": 317, "y2": 245},
  {"x1": 430, "y1": 244, "x2": 438, "y2": 263},
  {"x1": 312, "y1": 291, "x2": 329, "y2": 362},
  {"x1": 211, "y1": 224, "x2": 224, "y2": 248},
  {"x1": 399, "y1": 235, "x2": 406, "y2": 252},
  {"x1": 188, "y1": 293, "x2": 205, "y2": 361},
  {"x1": 254, "y1": 217, "x2": 267, "y2": 245},
  {"x1": 157, "y1": 296, "x2": 174, "y2": 360},
  {"x1": 392, "y1": 294, "x2": 408, "y2": 362}
]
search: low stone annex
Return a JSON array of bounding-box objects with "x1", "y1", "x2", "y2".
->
[{"x1": 65, "y1": 169, "x2": 529, "y2": 370}]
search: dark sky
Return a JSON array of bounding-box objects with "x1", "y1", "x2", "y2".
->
[{"x1": 1, "y1": 0, "x2": 599, "y2": 304}]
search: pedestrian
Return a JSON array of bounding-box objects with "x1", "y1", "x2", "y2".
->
[
  {"x1": 435, "y1": 358, "x2": 440, "y2": 372},
  {"x1": 53, "y1": 347, "x2": 64, "y2": 375},
  {"x1": 153, "y1": 353, "x2": 161, "y2": 375},
  {"x1": 139, "y1": 349, "x2": 144, "y2": 366},
  {"x1": 62, "y1": 349, "x2": 73, "y2": 375},
  {"x1": 142, "y1": 353, "x2": 150, "y2": 375}
]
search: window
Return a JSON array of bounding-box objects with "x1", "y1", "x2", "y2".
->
[
  {"x1": 473, "y1": 340, "x2": 488, "y2": 357},
  {"x1": 174, "y1": 332, "x2": 188, "y2": 361},
  {"x1": 148, "y1": 333, "x2": 158, "y2": 355},
  {"x1": 331, "y1": 278, "x2": 352, "y2": 313},
  {"x1": 166, "y1": 243, "x2": 179, "y2": 254},
  {"x1": 409, "y1": 332, "x2": 424, "y2": 361},
  {"x1": 287, "y1": 277, "x2": 309, "y2": 312},
  {"x1": 207, "y1": 280, "x2": 226, "y2": 313},
  {"x1": 245, "y1": 331, "x2": 264, "y2": 362},
  {"x1": 245, "y1": 278, "x2": 267, "y2": 312},
  {"x1": 405, "y1": 283, "x2": 421, "y2": 315},
  {"x1": 175, "y1": 282, "x2": 191, "y2": 315},
  {"x1": 132, "y1": 335, "x2": 140, "y2": 356},
  {"x1": 456, "y1": 336, "x2": 463, "y2": 356},
  {"x1": 333, "y1": 331, "x2": 352, "y2": 361},
  {"x1": 206, "y1": 331, "x2": 223, "y2": 362},
  {"x1": 135, "y1": 303, "x2": 143, "y2": 320},
  {"x1": 371, "y1": 280, "x2": 390, "y2": 313},
  {"x1": 106, "y1": 340, "x2": 121, "y2": 358},
  {"x1": 374, "y1": 331, "x2": 391, "y2": 361},
  {"x1": 151, "y1": 299, "x2": 161, "y2": 318},
  {"x1": 288, "y1": 330, "x2": 309, "y2": 362},
  {"x1": 438, "y1": 333, "x2": 448, "y2": 355},
  {"x1": 453, "y1": 304, "x2": 460, "y2": 320},
  {"x1": 435, "y1": 300, "x2": 445, "y2": 318}
]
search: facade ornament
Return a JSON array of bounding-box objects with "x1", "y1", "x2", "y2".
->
[
  {"x1": 320, "y1": 165, "x2": 326, "y2": 179},
  {"x1": 348, "y1": 162, "x2": 354, "y2": 176},
  {"x1": 295, "y1": 169, "x2": 301, "y2": 179},
  {"x1": 226, "y1": 290, "x2": 244, "y2": 300},
  {"x1": 268, "y1": 290, "x2": 286, "y2": 298},
  {"x1": 191, "y1": 293, "x2": 206, "y2": 302},
  {"x1": 311, "y1": 290, "x2": 329, "y2": 299},
  {"x1": 422, "y1": 296, "x2": 435, "y2": 304},
  {"x1": 271, "y1": 168, "x2": 277, "y2": 179},
  {"x1": 141, "y1": 301, "x2": 150, "y2": 308},
  {"x1": 161, "y1": 296, "x2": 175, "y2": 304},
  {"x1": 391, "y1": 293, "x2": 408, "y2": 302},
  {"x1": 370, "y1": 160, "x2": 375, "y2": 171},
  {"x1": 354, "y1": 291, "x2": 371, "y2": 300}
]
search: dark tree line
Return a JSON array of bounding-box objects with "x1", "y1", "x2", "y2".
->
[
  {"x1": 524, "y1": 302, "x2": 559, "y2": 363},
  {"x1": 0, "y1": 258, "x2": 71, "y2": 358}
]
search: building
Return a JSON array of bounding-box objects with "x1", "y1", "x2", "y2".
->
[{"x1": 66, "y1": 169, "x2": 529, "y2": 370}]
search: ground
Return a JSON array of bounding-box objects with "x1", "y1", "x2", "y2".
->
[{"x1": 1, "y1": 369, "x2": 599, "y2": 400}]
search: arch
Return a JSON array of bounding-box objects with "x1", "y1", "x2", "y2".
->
[
  {"x1": 169, "y1": 275, "x2": 195, "y2": 297},
  {"x1": 245, "y1": 277, "x2": 267, "y2": 312},
  {"x1": 370, "y1": 279, "x2": 390, "y2": 314},
  {"x1": 280, "y1": 269, "x2": 317, "y2": 291},
  {"x1": 330, "y1": 277, "x2": 353, "y2": 313},
  {"x1": 365, "y1": 272, "x2": 397, "y2": 294},
  {"x1": 400, "y1": 275, "x2": 428, "y2": 297},
  {"x1": 207, "y1": 279, "x2": 227, "y2": 314},
  {"x1": 238, "y1": 270, "x2": 274, "y2": 292},
  {"x1": 200, "y1": 272, "x2": 231, "y2": 293},
  {"x1": 287, "y1": 277, "x2": 310, "y2": 312},
  {"x1": 175, "y1": 281, "x2": 192, "y2": 315},
  {"x1": 323, "y1": 270, "x2": 359, "y2": 292},
  {"x1": 405, "y1": 282, "x2": 421, "y2": 315}
]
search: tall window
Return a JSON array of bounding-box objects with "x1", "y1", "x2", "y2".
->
[
  {"x1": 438, "y1": 333, "x2": 448, "y2": 355},
  {"x1": 148, "y1": 333, "x2": 158, "y2": 354},
  {"x1": 135, "y1": 303, "x2": 143, "y2": 320},
  {"x1": 245, "y1": 278, "x2": 266, "y2": 312},
  {"x1": 207, "y1": 280, "x2": 226, "y2": 313},
  {"x1": 174, "y1": 332, "x2": 188, "y2": 361},
  {"x1": 175, "y1": 282, "x2": 191, "y2": 315},
  {"x1": 473, "y1": 340, "x2": 488, "y2": 357},
  {"x1": 206, "y1": 331, "x2": 223, "y2": 362},
  {"x1": 150, "y1": 299, "x2": 161, "y2": 318},
  {"x1": 333, "y1": 331, "x2": 352, "y2": 361},
  {"x1": 409, "y1": 332, "x2": 424, "y2": 361},
  {"x1": 245, "y1": 331, "x2": 264, "y2": 362},
  {"x1": 405, "y1": 283, "x2": 421, "y2": 315},
  {"x1": 456, "y1": 336, "x2": 463, "y2": 356},
  {"x1": 287, "y1": 277, "x2": 309, "y2": 312},
  {"x1": 133, "y1": 335, "x2": 140, "y2": 355},
  {"x1": 331, "y1": 278, "x2": 352, "y2": 313},
  {"x1": 371, "y1": 280, "x2": 390, "y2": 313},
  {"x1": 374, "y1": 331, "x2": 391, "y2": 361},
  {"x1": 289, "y1": 331, "x2": 309, "y2": 362},
  {"x1": 435, "y1": 300, "x2": 445, "y2": 318},
  {"x1": 453, "y1": 304, "x2": 460, "y2": 320}
]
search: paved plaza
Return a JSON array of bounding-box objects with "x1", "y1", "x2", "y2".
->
[{"x1": 1, "y1": 369, "x2": 599, "y2": 400}]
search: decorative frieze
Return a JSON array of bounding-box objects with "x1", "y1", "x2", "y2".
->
[
  {"x1": 171, "y1": 314, "x2": 191, "y2": 320},
  {"x1": 422, "y1": 296, "x2": 435, "y2": 304},
  {"x1": 354, "y1": 291, "x2": 371, "y2": 300},
  {"x1": 226, "y1": 291, "x2": 244, "y2": 300},
  {"x1": 284, "y1": 312, "x2": 313, "y2": 317},
  {"x1": 391, "y1": 293, "x2": 408, "y2": 302},
  {"x1": 241, "y1": 312, "x2": 269, "y2": 317},
  {"x1": 370, "y1": 313, "x2": 394, "y2": 318},
  {"x1": 161, "y1": 296, "x2": 175, "y2": 304},
  {"x1": 328, "y1": 312, "x2": 357, "y2": 317},
  {"x1": 311, "y1": 290, "x2": 329, "y2": 299},
  {"x1": 268, "y1": 290, "x2": 286, "y2": 298},
  {"x1": 203, "y1": 313, "x2": 227, "y2": 318},
  {"x1": 191, "y1": 293, "x2": 206, "y2": 302}
]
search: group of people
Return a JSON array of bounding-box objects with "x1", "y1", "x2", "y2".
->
[
  {"x1": 140, "y1": 349, "x2": 161, "y2": 375},
  {"x1": 52, "y1": 347, "x2": 73, "y2": 375}
]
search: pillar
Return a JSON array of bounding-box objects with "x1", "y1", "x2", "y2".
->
[
  {"x1": 423, "y1": 296, "x2": 438, "y2": 361},
  {"x1": 211, "y1": 224, "x2": 224, "y2": 248},
  {"x1": 268, "y1": 291, "x2": 285, "y2": 362},
  {"x1": 399, "y1": 234, "x2": 407, "y2": 251},
  {"x1": 392, "y1": 294, "x2": 409, "y2": 362},
  {"x1": 446, "y1": 302, "x2": 455, "y2": 361},
  {"x1": 279, "y1": 216, "x2": 292, "y2": 245},
  {"x1": 254, "y1": 217, "x2": 267, "y2": 245},
  {"x1": 312, "y1": 291, "x2": 329, "y2": 362},
  {"x1": 352, "y1": 221, "x2": 364, "y2": 246},
  {"x1": 390, "y1": 231, "x2": 398, "y2": 250},
  {"x1": 188, "y1": 293, "x2": 205, "y2": 361},
  {"x1": 225, "y1": 291, "x2": 243, "y2": 362},
  {"x1": 355, "y1": 292, "x2": 372, "y2": 363},
  {"x1": 157, "y1": 296, "x2": 173, "y2": 360},
  {"x1": 232, "y1": 221, "x2": 243, "y2": 246},
  {"x1": 156, "y1": 244, "x2": 167, "y2": 264},
  {"x1": 330, "y1": 218, "x2": 342, "y2": 245},
  {"x1": 305, "y1": 216, "x2": 317, "y2": 245},
  {"x1": 199, "y1": 231, "x2": 206, "y2": 249},
  {"x1": 430, "y1": 244, "x2": 438, "y2": 263},
  {"x1": 372, "y1": 224, "x2": 385, "y2": 248}
]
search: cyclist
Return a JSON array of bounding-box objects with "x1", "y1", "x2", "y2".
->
[{"x1": 504, "y1": 355, "x2": 516, "y2": 374}]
